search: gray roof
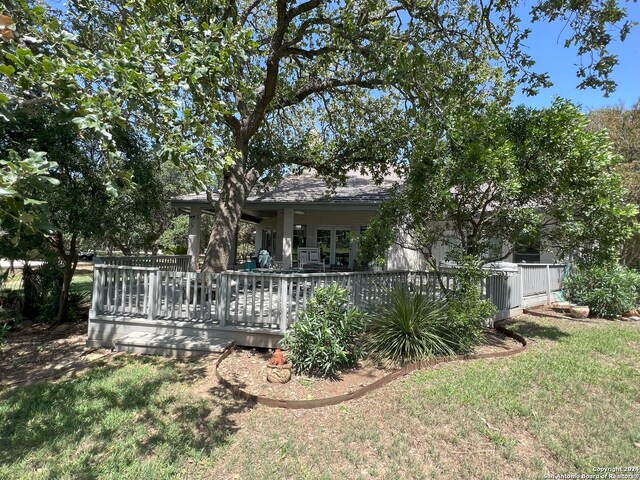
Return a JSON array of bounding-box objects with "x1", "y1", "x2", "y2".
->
[{"x1": 171, "y1": 170, "x2": 401, "y2": 210}]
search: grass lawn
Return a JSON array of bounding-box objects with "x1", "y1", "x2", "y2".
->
[
  {"x1": 2, "y1": 268, "x2": 93, "y2": 295},
  {"x1": 1, "y1": 314, "x2": 639, "y2": 479},
  {"x1": 70, "y1": 269, "x2": 94, "y2": 297}
]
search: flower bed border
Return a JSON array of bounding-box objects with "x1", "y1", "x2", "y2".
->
[{"x1": 214, "y1": 324, "x2": 527, "y2": 410}]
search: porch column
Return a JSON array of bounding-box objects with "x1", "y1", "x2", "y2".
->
[
  {"x1": 187, "y1": 206, "x2": 201, "y2": 271},
  {"x1": 255, "y1": 227, "x2": 263, "y2": 254},
  {"x1": 282, "y1": 208, "x2": 294, "y2": 269}
]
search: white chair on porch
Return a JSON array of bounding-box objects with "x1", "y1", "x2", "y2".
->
[{"x1": 298, "y1": 247, "x2": 326, "y2": 271}]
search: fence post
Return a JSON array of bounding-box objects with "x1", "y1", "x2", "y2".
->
[
  {"x1": 217, "y1": 273, "x2": 227, "y2": 327},
  {"x1": 147, "y1": 270, "x2": 157, "y2": 320},
  {"x1": 90, "y1": 266, "x2": 102, "y2": 317},
  {"x1": 519, "y1": 266, "x2": 524, "y2": 308},
  {"x1": 279, "y1": 276, "x2": 289, "y2": 333},
  {"x1": 546, "y1": 264, "x2": 551, "y2": 305}
]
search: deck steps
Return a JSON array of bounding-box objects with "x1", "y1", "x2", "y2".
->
[{"x1": 114, "y1": 332, "x2": 234, "y2": 357}]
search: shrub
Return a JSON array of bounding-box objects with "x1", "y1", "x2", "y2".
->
[
  {"x1": 365, "y1": 287, "x2": 453, "y2": 364},
  {"x1": 282, "y1": 283, "x2": 367, "y2": 378},
  {"x1": 23, "y1": 262, "x2": 64, "y2": 321},
  {"x1": 446, "y1": 288, "x2": 496, "y2": 354},
  {"x1": 365, "y1": 277, "x2": 495, "y2": 364},
  {"x1": 564, "y1": 263, "x2": 640, "y2": 318}
]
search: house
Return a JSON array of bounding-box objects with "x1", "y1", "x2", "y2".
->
[
  {"x1": 88, "y1": 170, "x2": 565, "y2": 353},
  {"x1": 170, "y1": 170, "x2": 560, "y2": 271}
]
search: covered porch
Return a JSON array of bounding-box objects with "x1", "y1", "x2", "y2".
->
[{"x1": 171, "y1": 171, "x2": 402, "y2": 271}]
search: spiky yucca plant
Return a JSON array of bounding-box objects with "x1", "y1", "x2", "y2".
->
[{"x1": 365, "y1": 287, "x2": 454, "y2": 364}]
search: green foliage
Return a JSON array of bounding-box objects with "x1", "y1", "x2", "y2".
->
[
  {"x1": 158, "y1": 215, "x2": 189, "y2": 255},
  {"x1": 0, "y1": 150, "x2": 59, "y2": 241},
  {"x1": 356, "y1": 211, "x2": 395, "y2": 268},
  {"x1": 2, "y1": 0, "x2": 635, "y2": 272},
  {"x1": 102, "y1": 159, "x2": 196, "y2": 255},
  {"x1": 366, "y1": 276, "x2": 494, "y2": 365},
  {"x1": 564, "y1": 264, "x2": 640, "y2": 319},
  {"x1": 446, "y1": 289, "x2": 496, "y2": 354},
  {"x1": 0, "y1": 322, "x2": 9, "y2": 347},
  {"x1": 282, "y1": 284, "x2": 367, "y2": 378},
  {"x1": 377, "y1": 100, "x2": 637, "y2": 269},
  {"x1": 588, "y1": 100, "x2": 640, "y2": 267},
  {"x1": 21, "y1": 262, "x2": 89, "y2": 323},
  {"x1": 445, "y1": 256, "x2": 497, "y2": 353},
  {"x1": 365, "y1": 288, "x2": 453, "y2": 364},
  {"x1": 22, "y1": 262, "x2": 62, "y2": 322},
  {"x1": 366, "y1": 257, "x2": 494, "y2": 363}
]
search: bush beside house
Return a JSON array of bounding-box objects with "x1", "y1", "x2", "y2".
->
[
  {"x1": 564, "y1": 264, "x2": 640, "y2": 318},
  {"x1": 282, "y1": 284, "x2": 367, "y2": 378}
]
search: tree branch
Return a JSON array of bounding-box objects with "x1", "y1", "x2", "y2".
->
[
  {"x1": 270, "y1": 76, "x2": 383, "y2": 111},
  {"x1": 245, "y1": 0, "x2": 289, "y2": 138},
  {"x1": 287, "y1": 0, "x2": 322, "y2": 21},
  {"x1": 240, "y1": 0, "x2": 263, "y2": 26}
]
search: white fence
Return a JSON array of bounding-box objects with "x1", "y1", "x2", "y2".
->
[
  {"x1": 518, "y1": 264, "x2": 565, "y2": 307},
  {"x1": 91, "y1": 267, "x2": 450, "y2": 332},
  {"x1": 90, "y1": 263, "x2": 566, "y2": 334},
  {"x1": 95, "y1": 255, "x2": 192, "y2": 271},
  {"x1": 91, "y1": 266, "x2": 217, "y2": 321}
]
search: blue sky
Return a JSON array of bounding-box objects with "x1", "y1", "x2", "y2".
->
[{"x1": 512, "y1": 2, "x2": 640, "y2": 111}]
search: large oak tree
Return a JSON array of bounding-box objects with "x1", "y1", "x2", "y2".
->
[{"x1": 2, "y1": 0, "x2": 636, "y2": 270}]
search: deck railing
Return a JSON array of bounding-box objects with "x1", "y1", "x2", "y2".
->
[
  {"x1": 90, "y1": 267, "x2": 452, "y2": 331},
  {"x1": 94, "y1": 255, "x2": 192, "y2": 271},
  {"x1": 91, "y1": 265, "x2": 219, "y2": 321},
  {"x1": 518, "y1": 264, "x2": 565, "y2": 306},
  {"x1": 215, "y1": 270, "x2": 449, "y2": 331},
  {"x1": 90, "y1": 263, "x2": 566, "y2": 333}
]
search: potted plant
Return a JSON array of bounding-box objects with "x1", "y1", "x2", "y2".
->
[{"x1": 369, "y1": 256, "x2": 385, "y2": 272}]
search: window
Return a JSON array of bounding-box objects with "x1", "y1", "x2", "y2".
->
[
  {"x1": 513, "y1": 244, "x2": 541, "y2": 263},
  {"x1": 316, "y1": 229, "x2": 332, "y2": 263},
  {"x1": 293, "y1": 224, "x2": 307, "y2": 262},
  {"x1": 335, "y1": 229, "x2": 350, "y2": 266},
  {"x1": 316, "y1": 227, "x2": 354, "y2": 267}
]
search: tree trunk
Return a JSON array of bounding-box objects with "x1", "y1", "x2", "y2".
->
[
  {"x1": 53, "y1": 234, "x2": 78, "y2": 326},
  {"x1": 202, "y1": 161, "x2": 259, "y2": 272}
]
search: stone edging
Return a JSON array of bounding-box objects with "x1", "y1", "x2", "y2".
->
[{"x1": 214, "y1": 325, "x2": 527, "y2": 410}]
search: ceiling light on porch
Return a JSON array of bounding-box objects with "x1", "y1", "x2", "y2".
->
[{"x1": 294, "y1": 210, "x2": 305, "y2": 215}]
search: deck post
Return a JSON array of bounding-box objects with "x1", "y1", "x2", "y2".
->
[
  {"x1": 90, "y1": 266, "x2": 103, "y2": 317},
  {"x1": 147, "y1": 270, "x2": 157, "y2": 320},
  {"x1": 187, "y1": 206, "x2": 201, "y2": 272},
  {"x1": 279, "y1": 275, "x2": 289, "y2": 333},
  {"x1": 546, "y1": 264, "x2": 551, "y2": 305},
  {"x1": 519, "y1": 265, "x2": 524, "y2": 307},
  {"x1": 217, "y1": 273, "x2": 227, "y2": 327}
]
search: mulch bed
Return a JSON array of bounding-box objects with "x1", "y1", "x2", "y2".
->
[
  {"x1": 0, "y1": 321, "x2": 112, "y2": 389},
  {"x1": 217, "y1": 329, "x2": 522, "y2": 402}
]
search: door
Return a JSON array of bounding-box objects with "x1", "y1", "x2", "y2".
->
[{"x1": 315, "y1": 227, "x2": 353, "y2": 267}]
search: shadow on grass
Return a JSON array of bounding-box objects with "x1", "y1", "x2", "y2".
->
[
  {"x1": 0, "y1": 355, "x2": 254, "y2": 477},
  {"x1": 501, "y1": 319, "x2": 571, "y2": 342}
]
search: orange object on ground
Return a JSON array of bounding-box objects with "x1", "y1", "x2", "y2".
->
[{"x1": 268, "y1": 348, "x2": 286, "y2": 366}]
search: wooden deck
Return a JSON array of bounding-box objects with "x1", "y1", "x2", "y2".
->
[
  {"x1": 88, "y1": 268, "x2": 438, "y2": 348},
  {"x1": 87, "y1": 257, "x2": 565, "y2": 351}
]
